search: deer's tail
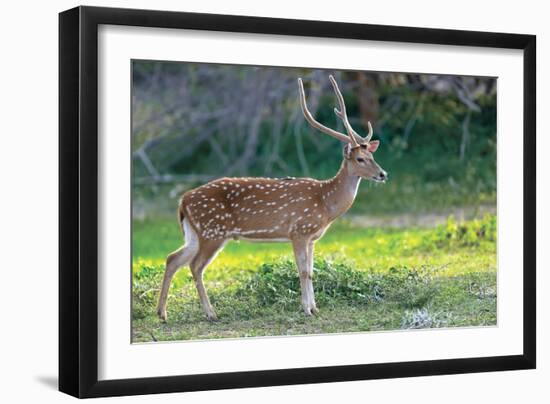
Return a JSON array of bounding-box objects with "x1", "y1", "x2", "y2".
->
[{"x1": 177, "y1": 197, "x2": 186, "y2": 234}]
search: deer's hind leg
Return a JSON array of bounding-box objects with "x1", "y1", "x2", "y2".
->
[
  {"x1": 157, "y1": 219, "x2": 199, "y2": 321},
  {"x1": 190, "y1": 239, "x2": 227, "y2": 321}
]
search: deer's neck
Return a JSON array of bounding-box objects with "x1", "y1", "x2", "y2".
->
[{"x1": 323, "y1": 159, "x2": 361, "y2": 220}]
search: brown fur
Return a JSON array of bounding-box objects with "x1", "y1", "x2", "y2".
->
[
  {"x1": 157, "y1": 154, "x2": 385, "y2": 321},
  {"x1": 157, "y1": 76, "x2": 387, "y2": 320}
]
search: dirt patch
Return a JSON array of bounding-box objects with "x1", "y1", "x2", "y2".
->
[{"x1": 348, "y1": 205, "x2": 496, "y2": 228}]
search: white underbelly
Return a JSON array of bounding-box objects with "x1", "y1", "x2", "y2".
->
[{"x1": 236, "y1": 236, "x2": 290, "y2": 243}]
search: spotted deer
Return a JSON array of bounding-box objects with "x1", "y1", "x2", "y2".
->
[{"x1": 157, "y1": 75, "x2": 387, "y2": 321}]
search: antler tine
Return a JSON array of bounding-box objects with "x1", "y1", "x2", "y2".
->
[
  {"x1": 328, "y1": 75, "x2": 362, "y2": 145},
  {"x1": 297, "y1": 78, "x2": 351, "y2": 144},
  {"x1": 365, "y1": 121, "x2": 374, "y2": 142}
]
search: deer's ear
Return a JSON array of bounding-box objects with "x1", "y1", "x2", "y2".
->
[
  {"x1": 343, "y1": 144, "x2": 353, "y2": 159},
  {"x1": 367, "y1": 140, "x2": 380, "y2": 153}
]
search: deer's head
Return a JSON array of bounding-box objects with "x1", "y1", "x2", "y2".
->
[{"x1": 298, "y1": 75, "x2": 387, "y2": 183}]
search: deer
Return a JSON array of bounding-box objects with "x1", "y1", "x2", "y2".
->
[{"x1": 157, "y1": 75, "x2": 387, "y2": 321}]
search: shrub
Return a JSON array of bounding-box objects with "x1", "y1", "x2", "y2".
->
[
  {"x1": 431, "y1": 214, "x2": 496, "y2": 248},
  {"x1": 384, "y1": 266, "x2": 438, "y2": 309},
  {"x1": 236, "y1": 258, "x2": 438, "y2": 310}
]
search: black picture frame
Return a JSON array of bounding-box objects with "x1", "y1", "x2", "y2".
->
[{"x1": 59, "y1": 5, "x2": 536, "y2": 398}]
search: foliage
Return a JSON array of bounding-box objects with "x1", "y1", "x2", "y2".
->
[
  {"x1": 130, "y1": 62, "x2": 498, "y2": 342},
  {"x1": 430, "y1": 214, "x2": 497, "y2": 248},
  {"x1": 131, "y1": 216, "x2": 497, "y2": 341},
  {"x1": 237, "y1": 260, "x2": 439, "y2": 310},
  {"x1": 131, "y1": 62, "x2": 497, "y2": 219}
]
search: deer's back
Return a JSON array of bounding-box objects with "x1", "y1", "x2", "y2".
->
[{"x1": 181, "y1": 177, "x2": 330, "y2": 241}]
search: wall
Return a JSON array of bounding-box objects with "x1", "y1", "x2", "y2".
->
[{"x1": 0, "y1": 0, "x2": 546, "y2": 402}]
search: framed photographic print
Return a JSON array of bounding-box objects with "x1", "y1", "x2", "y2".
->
[{"x1": 59, "y1": 6, "x2": 536, "y2": 398}]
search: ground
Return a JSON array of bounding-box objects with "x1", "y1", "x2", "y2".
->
[{"x1": 131, "y1": 214, "x2": 497, "y2": 342}]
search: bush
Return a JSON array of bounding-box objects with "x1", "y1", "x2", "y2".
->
[
  {"x1": 430, "y1": 214, "x2": 496, "y2": 248},
  {"x1": 236, "y1": 258, "x2": 439, "y2": 310},
  {"x1": 384, "y1": 266, "x2": 438, "y2": 309}
]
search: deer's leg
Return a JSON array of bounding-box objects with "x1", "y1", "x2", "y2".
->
[
  {"x1": 292, "y1": 238, "x2": 317, "y2": 316},
  {"x1": 157, "y1": 245, "x2": 198, "y2": 321},
  {"x1": 190, "y1": 239, "x2": 226, "y2": 321},
  {"x1": 157, "y1": 219, "x2": 199, "y2": 321},
  {"x1": 306, "y1": 241, "x2": 318, "y2": 314}
]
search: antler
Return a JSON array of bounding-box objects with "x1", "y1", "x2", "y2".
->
[
  {"x1": 329, "y1": 75, "x2": 374, "y2": 144},
  {"x1": 328, "y1": 75, "x2": 361, "y2": 145},
  {"x1": 297, "y1": 77, "x2": 354, "y2": 144},
  {"x1": 365, "y1": 121, "x2": 373, "y2": 142}
]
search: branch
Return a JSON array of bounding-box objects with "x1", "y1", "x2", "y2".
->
[{"x1": 459, "y1": 110, "x2": 472, "y2": 161}]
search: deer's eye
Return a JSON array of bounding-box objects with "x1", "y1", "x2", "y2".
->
[
  {"x1": 356, "y1": 157, "x2": 365, "y2": 163},
  {"x1": 360, "y1": 144, "x2": 367, "y2": 149}
]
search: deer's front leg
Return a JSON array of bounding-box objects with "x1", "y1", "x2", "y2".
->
[
  {"x1": 306, "y1": 241, "x2": 319, "y2": 314},
  {"x1": 292, "y1": 239, "x2": 318, "y2": 316}
]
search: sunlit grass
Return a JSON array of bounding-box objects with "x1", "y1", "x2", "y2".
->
[
  {"x1": 133, "y1": 217, "x2": 495, "y2": 279},
  {"x1": 132, "y1": 215, "x2": 497, "y2": 342}
]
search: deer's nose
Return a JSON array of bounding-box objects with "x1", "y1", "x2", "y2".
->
[{"x1": 379, "y1": 170, "x2": 388, "y2": 180}]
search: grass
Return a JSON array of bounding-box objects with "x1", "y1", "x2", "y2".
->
[{"x1": 132, "y1": 215, "x2": 497, "y2": 342}]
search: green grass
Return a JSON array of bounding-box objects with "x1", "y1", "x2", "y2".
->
[{"x1": 132, "y1": 215, "x2": 496, "y2": 342}]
